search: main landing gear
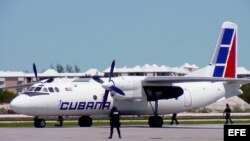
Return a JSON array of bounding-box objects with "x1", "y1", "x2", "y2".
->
[
  {"x1": 148, "y1": 100, "x2": 163, "y2": 127},
  {"x1": 33, "y1": 116, "x2": 93, "y2": 128},
  {"x1": 78, "y1": 116, "x2": 93, "y2": 127},
  {"x1": 55, "y1": 116, "x2": 64, "y2": 127}
]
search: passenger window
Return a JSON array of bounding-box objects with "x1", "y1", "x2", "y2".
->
[
  {"x1": 48, "y1": 87, "x2": 54, "y2": 93},
  {"x1": 42, "y1": 87, "x2": 48, "y2": 92},
  {"x1": 55, "y1": 87, "x2": 59, "y2": 92},
  {"x1": 65, "y1": 87, "x2": 72, "y2": 91},
  {"x1": 34, "y1": 87, "x2": 42, "y2": 92},
  {"x1": 28, "y1": 87, "x2": 35, "y2": 92}
]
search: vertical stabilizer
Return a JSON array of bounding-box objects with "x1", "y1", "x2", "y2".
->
[
  {"x1": 210, "y1": 21, "x2": 237, "y2": 78},
  {"x1": 186, "y1": 21, "x2": 238, "y2": 78}
]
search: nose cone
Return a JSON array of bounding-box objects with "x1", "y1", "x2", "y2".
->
[{"x1": 10, "y1": 94, "x2": 30, "y2": 114}]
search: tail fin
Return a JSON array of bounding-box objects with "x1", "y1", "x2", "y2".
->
[
  {"x1": 186, "y1": 21, "x2": 238, "y2": 78},
  {"x1": 210, "y1": 21, "x2": 237, "y2": 78}
]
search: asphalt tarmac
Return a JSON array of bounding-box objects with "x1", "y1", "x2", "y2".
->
[{"x1": 0, "y1": 124, "x2": 223, "y2": 141}]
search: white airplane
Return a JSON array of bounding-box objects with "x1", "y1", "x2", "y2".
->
[{"x1": 7, "y1": 21, "x2": 250, "y2": 128}]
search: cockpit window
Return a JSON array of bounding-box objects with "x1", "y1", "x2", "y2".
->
[
  {"x1": 42, "y1": 87, "x2": 48, "y2": 92},
  {"x1": 55, "y1": 87, "x2": 59, "y2": 92},
  {"x1": 48, "y1": 87, "x2": 54, "y2": 93},
  {"x1": 28, "y1": 87, "x2": 35, "y2": 92},
  {"x1": 34, "y1": 87, "x2": 42, "y2": 92},
  {"x1": 24, "y1": 86, "x2": 50, "y2": 96}
]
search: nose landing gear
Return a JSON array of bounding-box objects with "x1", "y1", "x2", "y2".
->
[{"x1": 34, "y1": 116, "x2": 46, "y2": 128}]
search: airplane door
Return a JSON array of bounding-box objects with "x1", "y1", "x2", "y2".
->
[{"x1": 184, "y1": 89, "x2": 192, "y2": 107}]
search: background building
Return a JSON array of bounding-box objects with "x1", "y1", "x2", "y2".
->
[{"x1": 1, "y1": 63, "x2": 250, "y2": 93}]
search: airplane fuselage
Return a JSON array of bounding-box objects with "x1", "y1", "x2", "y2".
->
[{"x1": 10, "y1": 76, "x2": 238, "y2": 117}]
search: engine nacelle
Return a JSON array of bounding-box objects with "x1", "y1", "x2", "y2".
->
[
  {"x1": 113, "y1": 76, "x2": 141, "y2": 91},
  {"x1": 110, "y1": 90, "x2": 142, "y2": 100},
  {"x1": 110, "y1": 76, "x2": 144, "y2": 100}
]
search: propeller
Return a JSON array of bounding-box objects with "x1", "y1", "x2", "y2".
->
[
  {"x1": 32, "y1": 63, "x2": 54, "y2": 83},
  {"x1": 93, "y1": 60, "x2": 125, "y2": 109},
  {"x1": 33, "y1": 63, "x2": 38, "y2": 81}
]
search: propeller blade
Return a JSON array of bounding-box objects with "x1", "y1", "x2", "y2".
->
[
  {"x1": 109, "y1": 60, "x2": 115, "y2": 81},
  {"x1": 93, "y1": 76, "x2": 104, "y2": 84},
  {"x1": 102, "y1": 90, "x2": 109, "y2": 110},
  {"x1": 33, "y1": 63, "x2": 38, "y2": 81},
  {"x1": 110, "y1": 85, "x2": 125, "y2": 95}
]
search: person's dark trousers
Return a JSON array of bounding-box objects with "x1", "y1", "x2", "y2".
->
[
  {"x1": 225, "y1": 118, "x2": 233, "y2": 124},
  {"x1": 174, "y1": 119, "x2": 179, "y2": 125},
  {"x1": 109, "y1": 125, "x2": 121, "y2": 139}
]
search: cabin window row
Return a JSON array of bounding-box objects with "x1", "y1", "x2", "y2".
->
[{"x1": 28, "y1": 87, "x2": 60, "y2": 93}]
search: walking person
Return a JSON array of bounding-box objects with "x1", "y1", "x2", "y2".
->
[
  {"x1": 108, "y1": 106, "x2": 121, "y2": 139},
  {"x1": 55, "y1": 116, "x2": 63, "y2": 127},
  {"x1": 223, "y1": 103, "x2": 233, "y2": 124},
  {"x1": 170, "y1": 113, "x2": 179, "y2": 125}
]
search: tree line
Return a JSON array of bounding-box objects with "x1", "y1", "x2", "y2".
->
[
  {"x1": 49, "y1": 64, "x2": 80, "y2": 73},
  {"x1": 239, "y1": 84, "x2": 250, "y2": 105}
]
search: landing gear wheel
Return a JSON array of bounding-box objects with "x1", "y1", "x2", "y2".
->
[
  {"x1": 34, "y1": 119, "x2": 46, "y2": 128},
  {"x1": 148, "y1": 116, "x2": 163, "y2": 127},
  {"x1": 78, "y1": 116, "x2": 92, "y2": 127}
]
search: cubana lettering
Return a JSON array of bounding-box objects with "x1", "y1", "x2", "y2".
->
[{"x1": 59, "y1": 101, "x2": 111, "y2": 110}]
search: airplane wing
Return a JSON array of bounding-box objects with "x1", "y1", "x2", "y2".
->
[
  {"x1": 142, "y1": 76, "x2": 250, "y2": 101},
  {"x1": 144, "y1": 76, "x2": 250, "y2": 84}
]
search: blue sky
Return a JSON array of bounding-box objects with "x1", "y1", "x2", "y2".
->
[{"x1": 0, "y1": 0, "x2": 250, "y2": 72}]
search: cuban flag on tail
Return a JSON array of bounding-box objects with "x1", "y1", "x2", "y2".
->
[{"x1": 210, "y1": 21, "x2": 237, "y2": 78}]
